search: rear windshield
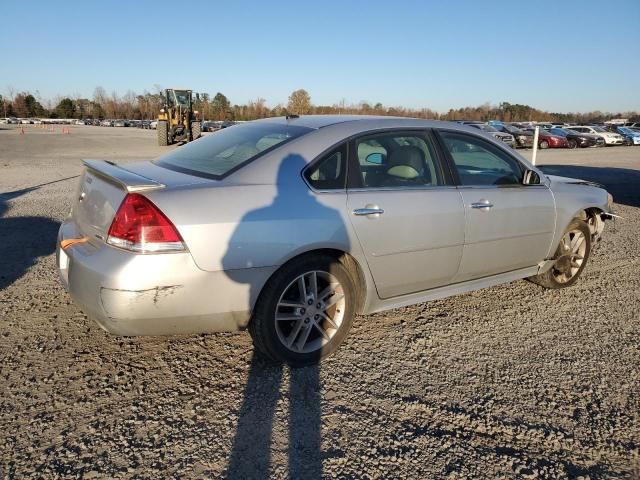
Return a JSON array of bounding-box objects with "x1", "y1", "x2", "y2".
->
[{"x1": 154, "y1": 122, "x2": 312, "y2": 178}]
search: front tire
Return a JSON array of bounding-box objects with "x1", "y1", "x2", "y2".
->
[
  {"x1": 528, "y1": 219, "x2": 591, "y2": 289},
  {"x1": 157, "y1": 121, "x2": 169, "y2": 146},
  {"x1": 249, "y1": 254, "x2": 357, "y2": 366},
  {"x1": 190, "y1": 121, "x2": 201, "y2": 141},
  {"x1": 539, "y1": 140, "x2": 549, "y2": 149},
  {"x1": 567, "y1": 139, "x2": 577, "y2": 149}
]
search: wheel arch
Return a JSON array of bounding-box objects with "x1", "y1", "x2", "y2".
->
[
  {"x1": 549, "y1": 205, "x2": 606, "y2": 256},
  {"x1": 253, "y1": 247, "x2": 368, "y2": 316}
]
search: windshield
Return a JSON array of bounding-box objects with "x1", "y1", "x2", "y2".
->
[
  {"x1": 470, "y1": 124, "x2": 498, "y2": 132},
  {"x1": 591, "y1": 126, "x2": 606, "y2": 132},
  {"x1": 172, "y1": 90, "x2": 191, "y2": 106},
  {"x1": 504, "y1": 125, "x2": 524, "y2": 134},
  {"x1": 550, "y1": 128, "x2": 570, "y2": 136},
  {"x1": 154, "y1": 122, "x2": 313, "y2": 178}
]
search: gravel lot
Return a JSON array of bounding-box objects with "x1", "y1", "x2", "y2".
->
[{"x1": 1, "y1": 124, "x2": 639, "y2": 479}]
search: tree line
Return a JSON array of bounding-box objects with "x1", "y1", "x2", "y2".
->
[{"x1": 1, "y1": 87, "x2": 638, "y2": 124}]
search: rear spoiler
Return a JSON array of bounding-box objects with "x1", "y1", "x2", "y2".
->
[{"x1": 83, "y1": 159, "x2": 165, "y2": 193}]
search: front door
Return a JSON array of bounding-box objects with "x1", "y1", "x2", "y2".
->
[{"x1": 437, "y1": 130, "x2": 556, "y2": 282}]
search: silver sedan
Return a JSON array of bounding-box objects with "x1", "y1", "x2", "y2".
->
[{"x1": 57, "y1": 116, "x2": 614, "y2": 365}]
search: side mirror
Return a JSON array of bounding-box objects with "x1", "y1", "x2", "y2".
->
[
  {"x1": 523, "y1": 169, "x2": 541, "y2": 185},
  {"x1": 366, "y1": 152, "x2": 384, "y2": 164}
]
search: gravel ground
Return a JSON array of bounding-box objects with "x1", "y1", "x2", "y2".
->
[{"x1": 1, "y1": 124, "x2": 639, "y2": 479}]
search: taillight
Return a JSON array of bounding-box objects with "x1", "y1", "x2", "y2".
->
[{"x1": 107, "y1": 193, "x2": 185, "y2": 253}]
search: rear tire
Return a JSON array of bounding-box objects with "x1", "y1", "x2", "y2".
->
[
  {"x1": 528, "y1": 219, "x2": 591, "y2": 289},
  {"x1": 540, "y1": 140, "x2": 549, "y2": 149},
  {"x1": 249, "y1": 253, "x2": 357, "y2": 366},
  {"x1": 567, "y1": 139, "x2": 577, "y2": 149},
  {"x1": 191, "y1": 121, "x2": 201, "y2": 141},
  {"x1": 157, "y1": 121, "x2": 168, "y2": 146}
]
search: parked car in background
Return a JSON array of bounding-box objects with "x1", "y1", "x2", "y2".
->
[
  {"x1": 139, "y1": 120, "x2": 151, "y2": 129},
  {"x1": 202, "y1": 121, "x2": 220, "y2": 132},
  {"x1": 101, "y1": 119, "x2": 113, "y2": 127},
  {"x1": 548, "y1": 128, "x2": 604, "y2": 148},
  {"x1": 494, "y1": 124, "x2": 534, "y2": 148},
  {"x1": 149, "y1": 120, "x2": 157, "y2": 130},
  {"x1": 19, "y1": 118, "x2": 33, "y2": 124},
  {"x1": 616, "y1": 127, "x2": 640, "y2": 145},
  {"x1": 113, "y1": 119, "x2": 128, "y2": 127},
  {"x1": 570, "y1": 126, "x2": 624, "y2": 146},
  {"x1": 56, "y1": 116, "x2": 614, "y2": 365},
  {"x1": 525, "y1": 129, "x2": 568, "y2": 149},
  {"x1": 463, "y1": 122, "x2": 515, "y2": 148}
]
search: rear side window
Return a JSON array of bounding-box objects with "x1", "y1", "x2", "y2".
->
[
  {"x1": 353, "y1": 132, "x2": 442, "y2": 188},
  {"x1": 154, "y1": 123, "x2": 312, "y2": 178},
  {"x1": 304, "y1": 144, "x2": 347, "y2": 190}
]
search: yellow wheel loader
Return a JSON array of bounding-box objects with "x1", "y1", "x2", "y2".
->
[{"x1": 157, "y1": 89, "x2": 201, "y2": 146}]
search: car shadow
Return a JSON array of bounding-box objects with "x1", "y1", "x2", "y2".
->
[
  {"x1": 0, "y1": 177, "x2": 77, "y2": 289},
  {"x1": 538, "y1": 164, "x2": 640, "y2": 208},
  {"x1": 222, "y1": 153, "x2": 347, "y2": 478}
]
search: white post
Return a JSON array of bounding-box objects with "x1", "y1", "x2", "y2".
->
[{"x1": 531, "y1": 126, "x2": 540, "y2": 166}]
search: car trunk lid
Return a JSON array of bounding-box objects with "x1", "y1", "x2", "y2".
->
[{"x1": 72, "y1": 160, "x2": 212, "y2": 243}]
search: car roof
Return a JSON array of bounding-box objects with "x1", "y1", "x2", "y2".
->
[{"x1": 254, "y1": 114, "x2": 452, "y2": 130}]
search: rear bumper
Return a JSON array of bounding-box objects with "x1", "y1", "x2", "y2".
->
[{"x1": 57, "y1": 220, "x2": 276, "y2": 336}]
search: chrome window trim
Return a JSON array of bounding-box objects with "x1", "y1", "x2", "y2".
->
[
  {"x1": 456, "y1": 184, "x2": 548, "y2": 190},
  {"x1": 347, "y1": 185, "x2": 458, "y2": 193}
]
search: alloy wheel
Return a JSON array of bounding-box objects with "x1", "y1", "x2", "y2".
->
[
  {"x1": 551, "y1": 229, "x2": 587, "y2": 284},
  {"x1": 274, "y1": 270, "x2": 346, "y2": 354}
]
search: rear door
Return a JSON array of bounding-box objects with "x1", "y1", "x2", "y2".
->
[
  {"x1": 436, "y1": 130, "x2": 556, "y2": 282},
  {"x1": 346, "y1": 130, "x2": 465, "y2": 299}
]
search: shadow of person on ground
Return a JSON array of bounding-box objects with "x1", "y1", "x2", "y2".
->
[
  {"x1": 223, "y1": 153, "x2": 347, "y2": 478},
  {"x1": 0, "y1": 177, "x2": 77, "y2": 289},
  {"x1": 539, "y1": 164, "x2": 640, "y2": 208}
]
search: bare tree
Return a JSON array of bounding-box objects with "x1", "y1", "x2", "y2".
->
[
  {"x1": 287, "y1": 89, "x2": 311, "y2": 115},
  {"x1": 93, "y1": 86, "x2": 107, "y2": 106}
]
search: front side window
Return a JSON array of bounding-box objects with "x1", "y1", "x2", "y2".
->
[
  {"x1": 353, "y1": 132, "x2": 442, "y2": 188},
  {"x1": 154, "y1": 123, "x2": 312, "y2": 178},
  {"x1": 440, "y1": 131, "x2": 524, "y2": 186},
  {"x1": 304, "y1": 144, "x2": 347, "y2": 190}
]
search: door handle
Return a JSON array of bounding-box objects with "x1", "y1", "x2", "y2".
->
[
  {"x1": 470, "y1": 200, "x2": 494, "y2": 209},
  {"x1": 353, "y1": 208, "x2": 384, "y2": 216}
]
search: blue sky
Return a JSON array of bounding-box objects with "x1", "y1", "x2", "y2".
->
[{"x1": 3, "y1": 0, "x2": 639, "y2": 113}]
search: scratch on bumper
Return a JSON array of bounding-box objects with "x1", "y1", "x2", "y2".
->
[{"x1": 100, "y1": 285, "x2": 183, "y2": 319}]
